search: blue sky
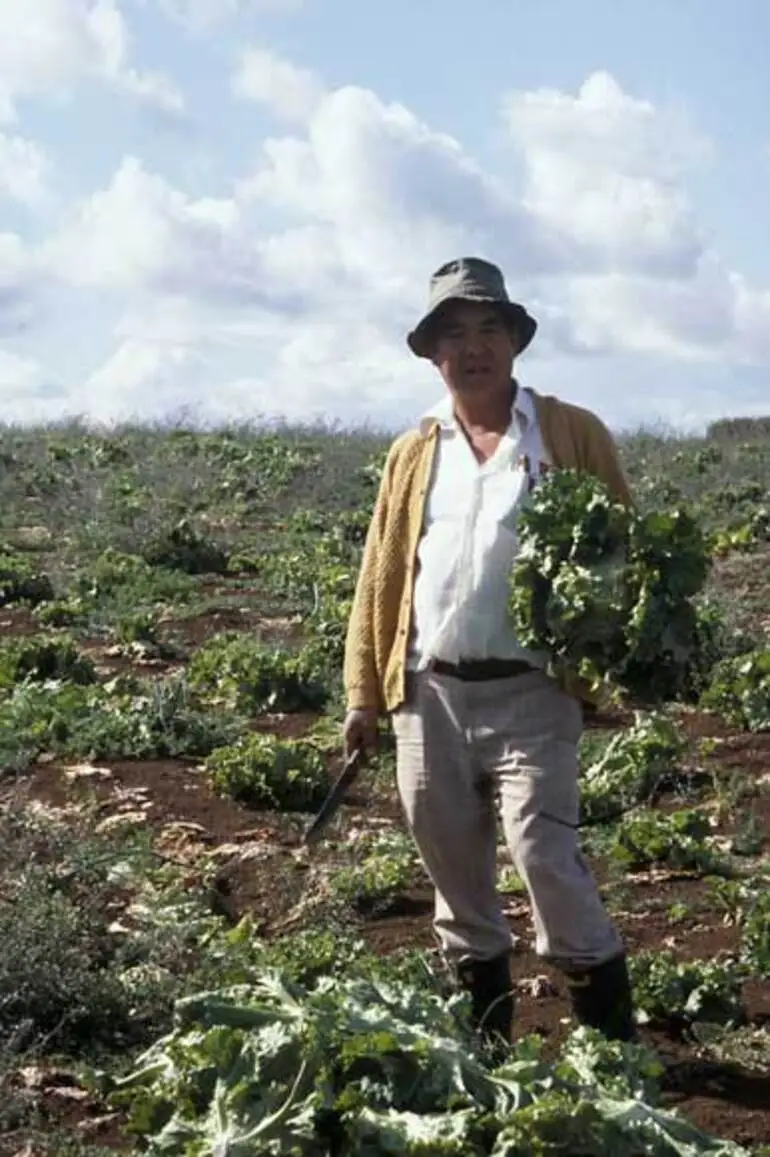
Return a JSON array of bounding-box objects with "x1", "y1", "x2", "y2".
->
[{"x1": 1, "y1": 0, "x2": 769, "y2": 434}]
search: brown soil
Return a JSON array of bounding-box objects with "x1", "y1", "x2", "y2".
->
[
  {"x1": 79, "y1": 637, "x2": 184, "y2": 680},
  {"x1": 0, "y1": 607, "x2": 39, "y2": 638},
  {"x1": 166, "y1": 584, "x2": 304, "y2": 653},
  {"x1": 0, "y1": 1066, "x2": 130, "y2": 1157}
]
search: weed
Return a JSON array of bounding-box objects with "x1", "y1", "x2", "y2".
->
[
  {"x1": 204, "y1": 733, "x2": 329, "y2": 810},
  {"x1": 188, "y1": 631, "x2": 328, "y2": 714}
]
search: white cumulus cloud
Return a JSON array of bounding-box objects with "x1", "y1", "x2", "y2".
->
[
  {"x1": 500, "y1": 70, "x2": 770, "y2": 368},
  {"x1": 244, "y1": 83, "x2": 571, "y2": 315},
  {"x1": 43, "y1": 157, "x2": 264, "y2": 303},
  {"x1": 0, "y1": 234, "x2": 42, "y2": 336},
  {"x1": 503, "y1": 70, "x2": 710, "y2": 278},
  {"x1": 0, "y1": 0, "x2": 185, "y2": 121},
  {"x1": 0, "y1": 349, "x2": 46, "y2": 393},
  {"x1": 76, "y1": 336, "x2": 204, "y2": 422},
  {"x1": 232, "y1": 46, "x2": 323, "y2": 122},
  {"x1": 10, "y1": 61, "x2": 770, "y2": 430},
  {"x1": 0, "y1": 134, "x2": 51, "y2": 206},
  {"x1": 731, "y1": 274, "x2": 770, "y2": 361},
  {"x1": 0, "y1": 348, "x2": 67, "y2": 423}
]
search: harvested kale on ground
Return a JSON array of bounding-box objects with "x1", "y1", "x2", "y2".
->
[
  {"x1": 107, "y1": 972, "x2": 752, "y2": 1155},
  {"x1": 508, "y1": 469, "x2": 711, "y2": 705}
]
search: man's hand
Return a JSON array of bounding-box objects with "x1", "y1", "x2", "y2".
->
[{"x1": 343, "y1": 708, "x2": 378, "y2": 758}]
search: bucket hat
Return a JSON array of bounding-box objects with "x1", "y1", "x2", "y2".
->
[{"x1": 407, "y1": 256, "x2": 537, "y2": 358}]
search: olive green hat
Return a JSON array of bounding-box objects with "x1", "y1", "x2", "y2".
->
[{"x1": 407, "y1": 256, "x2": 538, "y2": 358}]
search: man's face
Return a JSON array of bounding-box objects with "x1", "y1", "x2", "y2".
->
[{"x1": 430, "y1": 301, "x2": 517, "y2": 395}]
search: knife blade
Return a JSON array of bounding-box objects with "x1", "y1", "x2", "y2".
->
[{"x1": 302, "y1": 746, "x2": 364, "y2": 846}]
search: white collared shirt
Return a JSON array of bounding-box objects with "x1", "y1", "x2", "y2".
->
[{"x1": 408, "y1": 383, "x2": 552, "y2": 669}]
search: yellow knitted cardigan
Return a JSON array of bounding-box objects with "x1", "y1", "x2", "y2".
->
[{"x1": 343, "y1": 389, "x2": 633, "y2": 714}]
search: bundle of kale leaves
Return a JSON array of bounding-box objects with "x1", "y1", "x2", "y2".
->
[{"x1": 508, "y1": 469, "x2": 712, "y2": 706}]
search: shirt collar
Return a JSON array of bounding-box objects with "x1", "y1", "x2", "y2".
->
[{"x1": 418, "y1": 379, "x2": 533, "y2": 438}]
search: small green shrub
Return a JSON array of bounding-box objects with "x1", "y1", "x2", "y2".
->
[
  {"x1": 204, "y1": 733, "x2": 329, "y2": 810},
  {"x1": 72, "y1": 547, "x2": 196, "y2": 607},
  {"x1": 112, "y1": 610, "x2": 161, "y2": 645},
  {"x1": 142, "y1": 517, "x2": 229, "y2": 575},
  {"x1": 700, "y1": 649, "x2": 770, "y2": 731},
  {"x1": 188, "y1": 632, "x2": 328, "y2": 714},
  {"x1": 330, "y1": 830, "x2": 419, "y2": 913},
  {"x1": 629, "y1": 950, "x2": 745, "y2": 1027},
  {"x1": 0, "y1": 634, "x2": 96, "y2": 693},
  {"x1": 708, "y1": 879, "x2": 770, "y2": 978},
  {"x1": 0, "y1": 550, "x2": 54, "y2": 607},
  {"x1": 608, "y1": 808, "x2": 728, "y2": 875},
  {"x1": 580, "y1": 711, "x2": 684, "y2": 823},
  {"x1": 305, "y1": 580, "x2": 354, "y2": 666},
  {"x1": 0, "y1": 804, "x2": 211, "y2": 1052},
  {"x1": 33, "y1": 598, "x2": 82, "y2": 628},
  {"x1": 230, "y1": 922, "x2": 375, "y2": 988},
  {"x1": 0, "y1": 674, "x2": 242, "y2": 768}
]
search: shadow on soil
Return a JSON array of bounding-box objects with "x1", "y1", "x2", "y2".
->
[{"x1": 662, "y1": 1059, "x2": 770, "y2": 1112}]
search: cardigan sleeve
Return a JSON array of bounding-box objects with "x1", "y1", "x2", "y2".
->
[
  {"x1": 342, "y1": 445, "x2": 395, "y2": 712},
  {"x1": 580, "y1": 411, "x2": 634, "y2": 508}
]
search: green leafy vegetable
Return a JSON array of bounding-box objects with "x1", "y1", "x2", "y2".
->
[
  {"x1": 580, "y1": 710, "x2": 685, "y2": 823},
  {"x1": 629, "y1": 951, "x2": 746, "y2": 1029},
  {"x1": 105, "y1": 970, "x2": 752, "y2": 1155},
  {"x1": 508, "y1": 469, "x2": 711, "y2": 705},
  {"x1": 700, "y1": 649, "x2": 770, "y2": 731}
]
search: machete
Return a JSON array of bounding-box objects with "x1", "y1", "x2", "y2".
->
[{"x1": 303, "y1": 746, "x2": 365, "y2": 846}]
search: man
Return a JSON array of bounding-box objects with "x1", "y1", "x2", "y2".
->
[{"x1": 342, "y1": 256, "x2": 635, "y2": 1052}]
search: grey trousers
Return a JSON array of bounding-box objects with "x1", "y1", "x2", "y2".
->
[{"x1": 391, "y1": 667, "x2": 624, "y2": 971}]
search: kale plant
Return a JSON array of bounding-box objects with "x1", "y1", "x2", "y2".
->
[{"x1": 509, "y1": 469, "x2": 711, "y2": 705}]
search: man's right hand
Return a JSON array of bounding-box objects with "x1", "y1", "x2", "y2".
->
[{"x1": 343, "y1": 708, "x2": 378, "y2": 758}]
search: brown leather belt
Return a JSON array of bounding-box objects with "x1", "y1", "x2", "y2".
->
[{"x1": 430, "y1": 658, "x2": 535, "y2": 682}]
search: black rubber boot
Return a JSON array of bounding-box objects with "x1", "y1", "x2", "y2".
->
[
  {"x1": 455, "y1": 952, "x2": 515, "y2": 1058},
  {"x1": 565, "y1": 953, "x2": 636, "y2": 1042}
]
